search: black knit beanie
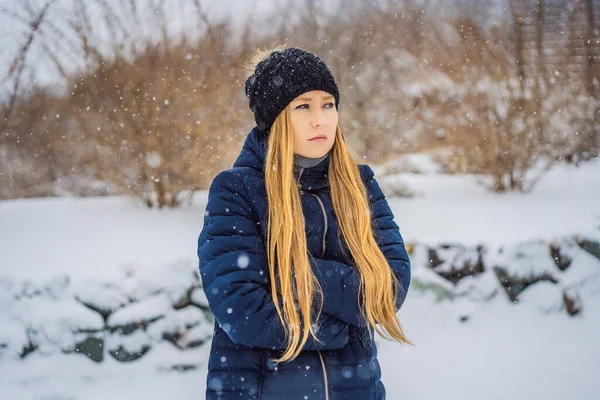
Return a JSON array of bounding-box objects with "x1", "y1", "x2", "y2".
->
[{"x1": 244, "y1": 47, "x2": 340, "y2": 135}]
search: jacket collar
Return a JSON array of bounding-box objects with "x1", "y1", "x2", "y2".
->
[{"x1": 232, "y1": 126, "x2": 331, "y2": 191}]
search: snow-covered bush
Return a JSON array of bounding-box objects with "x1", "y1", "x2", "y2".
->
[
  {"x1": 0, "y1": 260, "x2": 213, "y2": 368},
  {"x1": 408, "y1": 235, "x2": 600, "y2": 316},
  {"x1": 1, "y1": 234, "x2": 598, "y2": 368}
]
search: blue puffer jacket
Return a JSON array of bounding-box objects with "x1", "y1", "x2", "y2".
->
[{"x1": 197, "y1": 127, "x2": 411, "y2": 399}]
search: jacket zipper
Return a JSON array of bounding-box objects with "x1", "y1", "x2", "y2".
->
[
  {"x1": 298, "y1": 166, "x2": 330, "y2": 400},
  {"x1": 309, "y1": 193, "x2": 328, "y2": 258},
  {"x1": 313, "y1": 194, "x2": 329, "y2": 398},
  {"x1": 317, "y1": 350, "x2": 330, "y2": 400}
]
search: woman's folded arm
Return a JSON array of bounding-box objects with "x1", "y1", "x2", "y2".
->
[{"x1": 197, "y1": 170, "x2": 349, "y2": 350}]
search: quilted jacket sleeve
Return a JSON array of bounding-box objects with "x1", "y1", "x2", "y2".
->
[
  {"x1": 197, "y1": 170, "x2": 349, "y2": 350},
  {"x1": 310, "y1": 164, "x2": 411, "y2": 327}
]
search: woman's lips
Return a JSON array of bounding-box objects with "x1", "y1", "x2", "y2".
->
[{"x1": 309, "y1": 136, "x2": 327, "y2": 141}]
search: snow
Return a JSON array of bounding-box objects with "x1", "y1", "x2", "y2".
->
[
  {"x1": 0, "y1": 196, "x2": 205, "y2": 281},
  {"x1": 454, "y1": 269, "x2": 502, "y2": 302},
  {"x1": 106, "y1": 293, "x2": 172, "y2": 328},
  {"x1": 427, "y1": 243, "x2": 482, "y2": 274},
  {"x1": 383, "y1": 294, "x2": 600, "y2": 400},
  {"x1": 390, "y1": 157, "x2": 600, "y2": 246},
  {"x1": 73, "y1": 280, "x2": 129, "y2": 312},
  {"x1": 1, "y1": 296, "x2": 105, "y2": 360},
  {"x1": 0, "y1": 156, "x2": 599, "y2": 399},
  {"x1": 146, "y1": 307, "x2": 209, "y2": 343},
  {"x1": 495, "y1": 239, "x2": 558, "y2": 277},
  {"x1": 517, "y1": 281, "x2": 563, "y2": 313},
  {"x1": 0, "y1": 316, "x2": 30, "y2": 361},
  {"x1": 190, "y1": 288, "x2": 210, "y2": 308},
  {"x1": 553, "y1": 238, "x2": 600, "y2": 288},
  {"x1": 106, "y1": 329, "x2": 151, "y2": 355},
  {"x1": 184, "y1": 323, "x2": 214, "y2": 347}
]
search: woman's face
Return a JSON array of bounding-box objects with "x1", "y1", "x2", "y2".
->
[{"x1": 289, "y1": 90, "x2": 338, "y2": 158}]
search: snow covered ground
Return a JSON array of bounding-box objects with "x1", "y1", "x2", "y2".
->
[{"x1": 1, "y1": 156, "x2": 599, "y2": 400}]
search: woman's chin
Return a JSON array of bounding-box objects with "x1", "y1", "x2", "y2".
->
[{"x1": 297, "y1": 144, "x2": 333, "y2": 159}]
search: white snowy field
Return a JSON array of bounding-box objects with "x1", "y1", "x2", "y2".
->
[
  {"x1": 0, "y1": 156, "x2": 599, "y2": 400},
  {"x1": 1, "y1": 292, "x2": 598, "y2": 400}
]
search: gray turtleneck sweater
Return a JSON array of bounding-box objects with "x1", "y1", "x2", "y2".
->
[{"x1": 293, "y1": 151, "x2": 330, "y2": 168}]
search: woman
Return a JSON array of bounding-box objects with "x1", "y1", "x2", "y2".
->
[{"x1": 197, "y1": 46, "x2": 412, "y2": 400}]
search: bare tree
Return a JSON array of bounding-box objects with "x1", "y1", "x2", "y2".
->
[
  {"x1": 62, "y1": 2, "x2": 246, "y2": 207},
  {"x1": 509, "y1": 0, "x2": 600, "y2": 162},
  {"x1": 2, "y1": 0, "x2": 598, "y2": 201},
  {"x1": 411, "y1": 15, "x2": 577, "y2": 192},
  {"x1": 1, "y1": 0, "x2": 249, "y2": 205},
  {"x1": 0, "y1": 0, "x2": 56, "y2": 140}
]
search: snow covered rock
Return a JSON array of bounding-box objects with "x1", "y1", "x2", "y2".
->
[
  {"x1": 106, "y1": 329, "x2": 152, "y2": 362},
  {"x1": 426, "y1": 243, "x2": 486, "y2": 284},
  {"x1": 490, "y1": 236, "x2": 600, "y2": 315},
  {"x1": 73, "y1": 279, "x2": 129, "y2": 320},
  {"x1": 147, "y1": 306, "x2": 210, "y2": 349},
  {"x1": 517, "y1": 281, "x2": 563, "y2": 313},
  {"x1": 493, "y1": 239, "x2": 559, "y2": 301},
  {"x1": 454, "y1": 269, "x2": 502, "y2": 302},
  {"x1": 576, "y1": 235, "x2": 600, "y2": 261},
  {"x1": 409, "y1": 264, "x2": 455, "y2": 302},
  {"x1": 5, "y1": 275, "x2": 70, "y2": 301},
  {"x1": 3, "y1": 296, "x2": 104, "y2": 360},
  {"x1": 190, "y1": 287, "x2": 210, "y2": 309},
  {"x1": 119, "y1": 259, "x2": 199, "y2": 305},
  {"x1": 107, "y1": 293, "x2": 172, "y2": 334},
  {"x1": 562, "y1": 286, "x2": 584, "y2": 316},
  {"x1": 0, "y1": 316, "x2": 30, "y2": 360}
]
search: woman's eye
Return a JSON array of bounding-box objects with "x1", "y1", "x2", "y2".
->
[{"x1": 295, "y1": 102, "x2": 335, "y2": 109}]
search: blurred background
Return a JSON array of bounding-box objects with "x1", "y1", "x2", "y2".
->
[{"x1": 0, "y1": 0, "x2": 599, "y2": 399}]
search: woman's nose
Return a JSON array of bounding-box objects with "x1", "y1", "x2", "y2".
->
[{"x1": 311, "y1": 109, "x2": 325, "y2": 127}]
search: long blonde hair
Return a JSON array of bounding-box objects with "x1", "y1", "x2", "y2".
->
[
  {"x1": 245, "y1": 45, "x2": 411, "y2": 364},
  {"x1": 264, "y1": 107, "x2": 411, "y2": 364}
]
